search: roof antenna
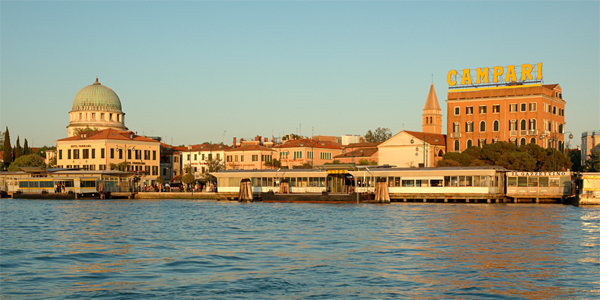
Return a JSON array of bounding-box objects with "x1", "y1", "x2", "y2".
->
[{"x1": 431, "y1": 73, "x2": 434, "y2": 83}]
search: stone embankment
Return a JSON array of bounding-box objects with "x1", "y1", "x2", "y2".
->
[{"x1": 135, "y1": 192, "x2": 238, "y2": 200}]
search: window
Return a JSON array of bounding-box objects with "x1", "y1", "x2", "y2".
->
[
  {"x1": 479, "y1": 106, "x2": 487, "y2": 114},
  {"x1": 252, "y1": 155, "x2": 258, "y2": 161},
  {"x1": 454, "y1": 107, "x2": 460, "y2": 115},
  {"x1": 520, "y1": 119, "x2": 526, "y2": 131},
  {"x1": 320, "y1": 152, "x2": 332, "y2": 160},
  {"x1": 101, "y1": 148, "x2": 105, "y2": 159},
  {"x1": 241, "y1": 155, "x2": 244, "y2": 162},
  {"x1": 226, "y1": 155, "x2": 232, "y2": 162},
  {"x1": 529, "y1": 119, "x2": 537, "y2": 130},
  {"x1": 509, "y1": 120, "x2": 517, "y2": 131},
  {"x1": 548, "y1": 121, "x2": 552, "y2": 131},
  {"x1": 465, "y1": 122, "x2": 473, "y2": 133},
  {"x1": 529, "y1": 103, "x2": 537, "y2": 112},
  {"x1": 194, "y1": 154, "x2": 197, "y2": 161},
  {"x1": 509, "y1": 104, "x2": 517, "y2": 112},
  {"x1": 153, "y1": 150, "x2": 156, "y2": 160},
  {"x1": 82, "y1": 149, "x2": 89, "y2": 159},
  {"x1": 454, "y1": 140, "x2": 460, "y2": 151},
  {"x1": 453, "y1": 122, "x2": 460, "y2": 133},
  {"x1": 187, "y1": 154, "x2": 191, "y2": 160},
  {"x1": 520, "y1": 138, "x2": 526, "y2": 146},
  {"x1": 73, "y1": 149, "x2": 80, "y2": 159},
  {"x1": 145, "y1": 150, "x2": 150, "y2": 160},
  {"x1": 553, "y1": 106, "x2": 557, "y2": 115},
  {"x1": 493, "y1": 120, "x2": 499, "y2": 132},
  {"x1": 307, "y1": 151, "x2": 313, "y2": 159},
  {"x1": 59, "y1": 150, "x2": 63, "y2": 160},
  {"x1": 91, "y1": 148, "x2": 95, "y2": 159},
  {"x1": 235, "y1": 155, "x2": 238, "y2": 162},
  {"x1": 216, "y1": 154, "x2": 220, "y2": 160},
  {"x1": 109, "y1": 148, "x2": 114, "y2": 159},
  {"x1": 128, "y1": 149, "x2": 132, "y2": 160},
  {"x1": 294, "y1": 151, "x2": 303, "y2": 159},
  {"x1": 478, "y1": 139, "x2": 486, "y2": 147},
  {"x1": 202, "y1": 154, "x2": 205, "y2": 160},
  {"x1": 118, "y1": 149, "x2": 123, "y2": 159},
  {"x1": 109, "y1": 113, "x2": 113, "y2": 121},
  {"x1": 466, "y1": 106, "x2": 473, "y2": 115},
  {"x1": 520, "y1": 103, "x2": 527, "y2": 112},
  {"x1": 101, "y1": 113, "x2": 104, "y2": 120},
  {"x1": 493, "y1": 105, "x2": 500, "y2": 113},
  {"x1": 467, "y1": 139, "x2": 473, "y2": 148},
  {"x1": 480, "y1": 121, "x2": 486, "y2": 132}
]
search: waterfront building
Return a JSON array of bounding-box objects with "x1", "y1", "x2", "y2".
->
[
  {"x1": 273, "y1": 139, "x2": 343, "y2": 168},
  {"x1": 378, "y1": 83, "x2": 446, "y2": 168},
  {"x1": 67, "y1": 78, "x2": 128, "y2": 136},
  {"x1": 56, "y1": 129, "x2": 160, "y2": 185},
  {"x1": 180, "y1": 143, "x2": 231, "y2": 179},
  {"x1": 159, "y1": 143, "x2": 184, "y2": 181},
  {"x1": 378, "y1": 131, "x2": 446, "y2": 168},
  {"x1": 446, "y1": 63, "x2": 566, "y2": 152},
  {"x1": 225, "y1": 145, "x2": 275, "y2": 170},
  {"x1": 581, "y1": 130, "x2": 600, "y2": 165},
  {"x1": 334, "y1": 142, "x2": 380, "y2": 164}
]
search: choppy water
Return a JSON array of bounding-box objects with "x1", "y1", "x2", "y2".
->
[{"x1": 1, "y1": 199, "x2": 599, "y2": 299}]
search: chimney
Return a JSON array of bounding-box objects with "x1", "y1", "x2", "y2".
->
[
  {"x1": 264, "y1": 137, "x2": 268, "y2": 143},
  {"x1": 233, "y1": 137, "x2": 237, "y2": 147}
]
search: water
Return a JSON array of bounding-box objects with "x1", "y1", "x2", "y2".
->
[{"x1": 1, "y1": 199, "x2": 599, "y2": 299}]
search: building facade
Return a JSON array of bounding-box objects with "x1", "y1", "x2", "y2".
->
[
  {"x1": 447, "y1": 84, "x2": 566, "y2": 152},
  {"x1": 56, "y1": 129, "x2": 160, "y2": 185},
  {"x1": 581, "y1": 130, "x2": 600, "y2": 165},
  {"x1": 67, "y1": 78, "x2": 128, "y2": 136},
  {"x1": 180, "y1": 144, "x2": 230, "y2": 179},
  {"x1": 334, "y1": 142, "x2": 380, "y2": 164},
  {"x1": 273, "y1": 139, "x2": 343, "y2": 168},
  {"x1": 225, "y1": 145, "x2": 275, "y2": 170},
  {"x1": 378, "y1": 131, "x2": 446, "y2": 168}
]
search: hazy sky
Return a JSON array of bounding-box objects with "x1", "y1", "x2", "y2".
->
[{"x1": 1, "y1": 1, "x2": 598, "y2": 148}]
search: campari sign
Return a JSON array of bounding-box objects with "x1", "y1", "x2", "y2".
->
[{"x1": 447, "y1": 63, "x2": 542, "y2": 90}]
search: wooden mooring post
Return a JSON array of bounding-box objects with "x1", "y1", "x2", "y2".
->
[{"x1": 238, "y1": 178, "x2": 253, "y2": 202}]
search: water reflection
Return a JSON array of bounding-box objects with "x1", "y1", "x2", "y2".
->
[{"x1": 1, "y1": 200, "x2": 599, "y2": 299}]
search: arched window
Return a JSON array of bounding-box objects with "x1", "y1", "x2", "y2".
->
[
  {"x1": 453, "y1": 122, "x2": 460, "y2": 133},
  {"x1": 530, "y1": 137, "x2": 536, "y2": 144},
  {"x1": 520, "y1": 138, "x2": 526, "y2": 146},
  {"x1": 509, "y1": 120, "x2": 517, "y2": 131},
  {"x1": 520, "y1": 119, "x2": 526, "y2": 131},
  {"x1": 467, "y1": 139, "x2": 473, "y2": 148},
  {"x1": 480, "y1": 121, "x2": 486, "y2": 132},
  {"x1": 493, "y1": 120, "x2": 499, "y2": 132},
  {"x1": 438, "y1": 150, "x2": 444, "y2": 157},
  {"x1": 454, "y1": 140, "x2": 460, "y2": 151},
  {"x1": 529, "y1": 119, "x2": 536, "y2": 130}
]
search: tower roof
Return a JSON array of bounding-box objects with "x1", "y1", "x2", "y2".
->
[{"x1": 423, "y1": 83, "x2": 441, "y2": 110}]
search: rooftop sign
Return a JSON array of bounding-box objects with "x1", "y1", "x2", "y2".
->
[{"x1": 448, "y1": 63, "x2": 542, "y2": 90}]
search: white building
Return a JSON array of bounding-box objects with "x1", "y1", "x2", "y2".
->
[{"x1": 180, "y1": 144, "x2": 231, "y2": 180}]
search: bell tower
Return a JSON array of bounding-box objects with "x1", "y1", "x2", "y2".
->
[{"x1": 422, "y1": 83, "x2": 442, "y2": 134}]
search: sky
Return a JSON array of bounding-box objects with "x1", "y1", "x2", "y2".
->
[{"x1": 1, "y1": 1, "x2": 598, "y2": 148}]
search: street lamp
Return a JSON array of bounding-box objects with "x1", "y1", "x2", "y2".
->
[
  {"x1": 411, "y1": 136, "x2": 439, "y2": 168},
  {"x1": 539, "y1": 131, "x2": 573, "y2": 171}
]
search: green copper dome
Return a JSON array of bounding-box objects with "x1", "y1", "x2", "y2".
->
[{"x1": 71, "y1": 78, "x2": 122, "y2": 112}]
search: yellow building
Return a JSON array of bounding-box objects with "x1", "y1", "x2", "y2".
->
[{"x1": 56, "y1": 129, "x2": 160, "y2": 185}]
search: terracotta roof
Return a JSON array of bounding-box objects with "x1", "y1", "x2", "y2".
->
[
  {"x1": 56, "y1": 128, "x2": 159, "y2": 143},
  {"x1": 345, "y1": 142, "x2": 382, "y2": 148},
  {"x1": 227, "y1": 145, "x2": 273, "y2": 152},
  {"x1": 402, "y1": 130, "x2": 446, "y2": 146},
  {"x1": 543, "y1": 84, "x2": 559, "y2": 90},
  {"x1": 172, "y1": 146, "x2": 188, "y2": 151},
  {"x1": 274, "y1": 139, "x2": 343, "y2": 150},
  {"x1": 334, "y1": 147, "x2": 378, "y2": 158},
  {"x1": 423, "y1": 83, "x2": 441, "y2": 110}
]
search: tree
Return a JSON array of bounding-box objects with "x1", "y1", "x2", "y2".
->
[
  {"x1": 569, "y1": 149, "x2": 582, "y2": 171},
  {"x1": 293, "y1": 162, "x2": 313, "y2": 169},
  {"x1": 3, "y1": 127, "x2": 12, "y2": 165},
  {"x1": 7, "y1": 154, "x2": 46, "y2": 171},
  {"x1": 23, "y1": 139, "x2": 30, "y2": 155},
  {"x1": 48, "y1": 156, "x2": 57, "y2": 168},
  {"x1": 14, "y1": 136, "x2": 23, "y2": 160},
  {"x1": 264, "y1": 158, "x2": 282, "y2": 169},
  {"x1": 110, "y1": 161, "x2": 129, "y2": 171},
  {"x1": 73, "y1": 126, "x2": 99, "y2": 136},
  {"x1": 583, "y1": 149, "x2": 600, "y2": 172},
  {"x1": 156, "y1": 176, "x2": 165, "y2": 184},
  {"x1": 201, "y1": 158, "x2": 225, "y2": 183},
  {"x1": 358, "y1": 159, "x2": 377, "y2": 165},
  {"x1": 364, "y1": 127, "x2": 392, "y2": 143},
  {"x1": 496, "y1": 152, "x2": 536, "y2": 171}
]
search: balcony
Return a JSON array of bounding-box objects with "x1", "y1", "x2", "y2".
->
[
  {"x1": 450, "y1": 132, "x2": 462, "y2": 138},
  {"x1": 528, "y1": 130, "x2": 538, "y2": 136},
  {"x1": 520, "y1": 130, "x2": 528, "y2": 136},
  {"x1": 510, "y1": 130, "x2": 517, "y2": 137}
]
